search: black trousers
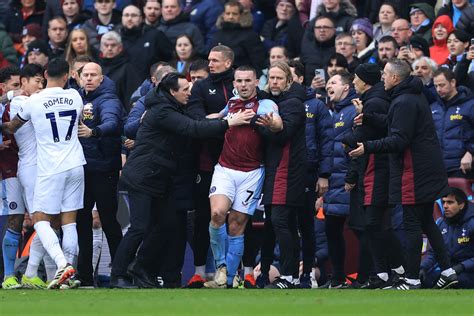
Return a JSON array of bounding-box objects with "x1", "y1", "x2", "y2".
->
[
  {"x1": 242, "y1": 218, "x2": 259, "y2": 268},
  {"x1": 111, "y1": 190, "x2": 157, "y2": 278},
  {"x1": 192, "y1": 171, "x2": 212, "y2": 266},
  {"x1": 297, "y1": 189, "x2": 316, "y2": 274},
  {"x1": 403, "y1": 202, "x2": 451, "y2": 279},
  {"x1": 77, "y1": 170, "x2": 123, "y2": 284},
  {"x1": 325, "y1": 214, "x2": 346, "y2": 282},
  {"x1": 352, "y1": 229, "x2": 373, "y2": 282},
  {"x1": 365, "y1": 205, "x2": 404, "y2": 274}
]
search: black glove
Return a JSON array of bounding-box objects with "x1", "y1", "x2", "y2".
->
[
  {"x1": 419, "y1": 269, "x2": 427, "y2": 284},
  {"x1": 452, "y1": 264, "x2": 464, "y2": 274}
]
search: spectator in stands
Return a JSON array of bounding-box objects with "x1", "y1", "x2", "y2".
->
[
  {"x1": 326, "y1": 53, "x2": 349, "y2": 77},
  {"x1": 189, "y1": 59, "x2": 209, "y2": 83},
  {"x1": 76, "y1": 62, "x2": 124, "y2": 287},
  {"x1": 398, "y1": 35, "x2": 429, "y2": 64},
  {"x1": 47, "y1": 16, "x2": 68, "y2": 59},
  {"x1": 99, "y1": 31, "x2": 142, "y2": 110},
  {"x1": 171, "y1": 34, "x2": 198, "y2": 78},
  {"x1": 377, "y1": 35, "x2": 398, "y2": 67},
  {"x1": 350, "y1": 18, "x2": 375, "y2": 64},
  {"x1": 143, "y1": 0, "x2": 161, "y2": 29},
  {"x1": 209, "y1": 0, "x2": 266, "y2": 76},
  {"x1": 62, "y1": 0, "x2": 91, "y2": 31},
  {"x1": 258, "y1": 45, "x2": 289, "y2": 90},
  {"x1": 420, "y1": 188, "x2": 474, "y2": 289},
  {"x1": 408, "y1": 3, "x2": 434, "y2": 43},
  {"x1": 390, "y1": 18, "x2": 412, "y2": 47},
  {"x1": 83, "y1": 0, "x2": 122, "y2": 51},
  {"x1": 437, "y1": 0, "x2": 471, "y2": 27},
  {"x1": 260, "y1": 0, "x2": 303, "y2": 57},
  {"x1": 454, "y1": 40, "x2": 474, "y2": 90},
  {"x1": 0, "y1": 23, "x2": 19, "y2": 65},
  {"x1": 446, "y1": 30, "x2": 470, "y2": 70},
  {"x1": 181, "y1": 0, "x2": 224, "y2": 48},
  {"x1": 158, "y1": 0, "x2": 206, "y2": 56},
  {"x1": 430, "y1": 15, "x2": 454, "y2": 66},
  {"x1": 315, "y1": 0, "x2": 356, "y2": 34},
  {"x1": 64, "y1": 28, "x2": 96, "y2": 65},
  {"x1": 300, "y1": 15, "x2": 336, "y2": 85},
  {"x1": 373, "y1": 2, "x2": 398, "y2": 42},
  {"x1": 238, "y1": 0, "x2": 264, "y2": 33},
  {"x1": 430, "y1": 67, "x2": 474, "y2": 178},
  {"x1": 412, "y1": 56, "x2": 438, "y2": 104},
  {"x1": 455, "y1": 2, "x2": 474, "y2": 38},
  {"x1": 323, "y1": 70, "x2": 358, "y2": 289},
  {"x1": 335, "y1": 32, "x2": 358, "y2": 72},
  {"x1": 4, "y1": 0, "x2": 45, "y2": 45},
  {"x1": 25, "y1": 39, "x2": 49, "y2": 66},
  {"x1": 120, "y1": 4, "x2": 173, "y2": 82}
]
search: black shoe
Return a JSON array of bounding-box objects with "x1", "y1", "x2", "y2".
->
[
  {"x1": 299, "y1": 273, "x2": 311, "y2": 289},
  {"x1": 390, "y1": 279, "x2": 421, "y2": 290},
  {"x1": 256, "y1": 273, "x2": 270, "y2": 289},
  {"x1": 348, "y1": 280, "x2": 368, "y2": 289},
  {"x1": 365, "y1": 276, "x2": 386, "y2": 289},
  {"x1": 110, "y1": 276, "x2": 137, "y2": 289},
  {"x1": 329, "y1": 279, "x2": 348, "y2": 289},
  {"x1": 381, "y1": 271, "x2": 404, "y2": 289},
  {"x1": 265, "y1": 277, "x2": 295, "y2": 289},
  {"x1": 127, "y1": 262, "x2": 162, "y2": 288},
  {"x1": 434, "y1": 273, "x2": 458, "y2": 289}
]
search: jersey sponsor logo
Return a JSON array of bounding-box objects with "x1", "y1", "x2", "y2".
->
[
  {"x1": 450, "y1": 114, "x2": 463, "y2": 121},
  {"x1": 209, "y1": 89, "x2": 216, "y2": 95},
  {"x1": 306, "y1": 112, "x2": 314, "y2": 118},
  {"x1": 9, "y1": 202, "x2": 17, "y2": 210},
  {"x1": 458, "y1": 236, "x2": 470, "y2": 244},
  {"x1": 209, "y1": 186, "x2": 216, "y2": 194},
  {"x1": 335, "y1": 121, "x2": 344, "y2": 128}
]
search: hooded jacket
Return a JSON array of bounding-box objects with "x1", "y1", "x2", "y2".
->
[
  {"x1": 315, "y1": 0, "x2": 357, "y2": 34},
  {"x1": 209, "y1": 14, "x2": 266, "y2": 77},
  {"x1": 343, "y1": 82, "x2": 390, "y2": 206},
  {"x1": 409, "y1": 3, "x2": 434, "y2": 43},
  {"x1": 364, "y1": 76, "x2": 449, "y2": 205},
  {"x1": 323, "y1": 89, "x2": 358, "y2": 216},
  {"x1": 260, "y1": 83, "x2": 307, "y2": 207},
  {"x1": 79, "y1": 76, "x2": 125, "y2": 172},
  {"x1": 119, "y1": 86, "x2": 229, "y2": 197},
  {"x1": 429, "y1": 15, "x2": 454, "y2": 65},
  {"x1": 430, "y1": 86, "x2": 474, "y2": 174},
  {"x1": 421, "y1": 204, "x2": 474, "y2": 273}
]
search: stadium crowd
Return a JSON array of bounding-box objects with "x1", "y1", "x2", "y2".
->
[{"x1": 0, "y1": 0, "x2": 473, "y2": 291}]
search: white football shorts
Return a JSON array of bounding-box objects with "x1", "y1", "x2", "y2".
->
[
  {"x1": 1, "y1": 177, "x2": 26, "y2": 216},
  {"x1": 17, "y1": 164, "x2": 36, "y2": 213}
]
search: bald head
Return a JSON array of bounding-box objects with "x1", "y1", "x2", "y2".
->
[
  {"x1": 391, "y1": 18, "x2": 412, "y2": 46},
  {"x1": 122, "y1": 5, "x2": 143, "y2": 29},
  {"x1": 81, "y1": 63, "x2": 104, "y2": 92}
]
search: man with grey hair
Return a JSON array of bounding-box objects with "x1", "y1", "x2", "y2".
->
[
  {"x1": 412, "y1": 56, "x2": 438, "y2": 104},
  {"x1": 349, "y1": 58, "x2": 458, "y2": 290},
  {"x1": 99, "y1": 31, "x2": 142, "y2": 110}
]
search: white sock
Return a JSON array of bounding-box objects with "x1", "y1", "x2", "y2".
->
[
  {"x1": 244, "y1": 266, "x2": 253, "y2": 276},
  {"x1": 61, "y1": 223, "x2": 78, "y2": 267},
  {"x1": 377, "y1": 272, "x2": 389, "y2": 282},
  {"x1": 25, "y1": 234, "x2": 46, "y2": 278},
  {"x1": 393, "y1": 265, "x2": 405, "y2": 275},
  {"x1": 280, "y1": 275, "x2": 293, "y2": 282},
  {"x1": 405, "y1": 278, "x2": 420, "y2": 285},
  {"x1": 310, "y1": 270, "x2": 316, "y2": 280},
  {"x1": 43, "y1": 254, "x2": 57, "y2": 282},
  {"x1": 441, "y1": 268, "x2": 455, "y2": 277},
  {"x1": 34, "y1": 221, "x2": 67, "y2": 269},
  {"x1": 195, "y1": 265, "x2": 206, "y2": 278},
  {"x1": 92, "y1": 227, "x2": 103, "y2": 274}
]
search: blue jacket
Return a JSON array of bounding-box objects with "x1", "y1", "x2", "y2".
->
[
  {"x1": 79, "y1": 76, "x2": 124, "y2": 172},
  {"x1": 304, "y1": 97, "x2": 333, "y2": 178},
  {"x1": 421, "y1": 204, "x2": 474, "y2": 273},
  {"x1": 430, "y1": 86, "x2": 474, "y2": 173},
  {"x1": 323, "y1": 89, "x2": 358, "y2": 217},
  {"x1": 124, "y1": 95, "x2": 146, "y2": 139}
]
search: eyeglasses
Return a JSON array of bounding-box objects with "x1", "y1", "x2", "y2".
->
[
  {"x1": 390, "y1": 27, "x2": 410, "y2": 32},
  {"x1": 96, "y1": 0, "x2": 113, "y2": 4},
  {"x1": 314, "y1": 26, "x2": 334, "y2": 30},
  {"x1": 123, "y1": 13, "x2": 140, "y2": 18}
]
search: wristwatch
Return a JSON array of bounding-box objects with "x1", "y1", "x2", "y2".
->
[{"x1": 90, "y1": 128, "x2": 98, "y2": 137}]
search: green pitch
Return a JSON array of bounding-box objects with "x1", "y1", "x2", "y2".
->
[{"x1": 1, "y1": 289, "x2": 473, "y2": 315}]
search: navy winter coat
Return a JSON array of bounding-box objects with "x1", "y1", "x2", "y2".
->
[
  {"x1": 323, "y1": 89, "x2": 358, "y2": 217},
  {"x1": 124, "y1": 95, "x2": 146, "y2": 139},
  {"x1": 430, "y1": 86, "x2": 474, "y2": 174},
  {"x1": 79, "y1": 76, "x2": 125, "y2": 172}
]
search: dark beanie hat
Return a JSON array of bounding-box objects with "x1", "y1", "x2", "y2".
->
[
  {"x1": 26, "y1": 40, "x2": 50, "y2": 56},
  {"x1": 275, "y1": 0, "x2": 296, "y2": 9},
  {"x1": 355, "y1": 63, "x2": 381, "y2": 86},
  {"x1": 410, "y1": 35, "x2": 430, "y2": 57}
]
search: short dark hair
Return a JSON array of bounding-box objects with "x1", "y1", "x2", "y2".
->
[
  {"x1": 287, "y1": 59, "x2": 304, "y2": 78},
  {"x1": 49, "y1": 16, "x2": 67, "y2": 28},
  {"x1": 378, "y1": 35, "x2": 399, "y2": 49},
  {"x1": 225, "y1": 0, "x2": 244, "y2": 13},
  {"x1": 210, "y1": 45, "x2": 235, "y2": 63},
  {"x1": 160, "y1": 72, "x2": 187, "y2": 93},
  {"x1": 0, "y1": 66, "x2": 20, "y2": 84},
  {"x1": 20, "y1": 63, "x2": 44, "y2": 81},
  {"x1": 46, "y1": 58, "x2": 70, "y2": 78},
  {"x1": 336, "y1": 69, "x2": 354, "y2": 86},
  {"x1": 189, "y1": 59, "x2": 209, "y2": 73},
  {"x1": 72, "y1": 55, "x2": 94, "y2": 66},
  {"x1": 444, "y1": 187, "x2": 468, "y2": 209},
  {"x1": 433, "y1": 67, "x2": 456, "y2": 81},
  {"x1": 235, "y1": 65, "x2": 256, "y2": 78},
  {"x1": 315, "y1": 14, "x2": 336, "y2": 26},
  {"x1": 150, "y1": 61, "x2": 170, "y2": 77},
  {"x1": 327, "y1": 53, "x2": 348, "y2": 69}
]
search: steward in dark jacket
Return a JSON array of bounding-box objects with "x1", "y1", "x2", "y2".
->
[
  {"x1": 430, "y1": 86, "x2": 474, "y2": 177},
  {"x1": 120, "y1": 24, "x2": 173, "y2": 82},
  {"x1": 209, "y1": 13, "x2": 266, "y2": 77}
]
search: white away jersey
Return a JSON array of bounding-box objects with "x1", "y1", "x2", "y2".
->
[
  {"x1": 18, "y1": 87, "x2": 86, "y2": 176},
  {"x1": 10, "y1": 95, "x2": 36, "y2": 170}
]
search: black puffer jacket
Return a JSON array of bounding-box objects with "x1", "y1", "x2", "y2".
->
[
  {"x1": 454, "y1": 5, "x2": 474, "y2": 37},
  {"x1": 364, "y1": 76, "x2": 449, "y2": 205},
  {"x1": 120, "y1": 87, "x2": 229, "y2": 197}
]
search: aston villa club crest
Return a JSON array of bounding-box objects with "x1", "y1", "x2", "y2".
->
[{"x1": 245, "y1": 102, "x2": 255, "y2": 109}]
